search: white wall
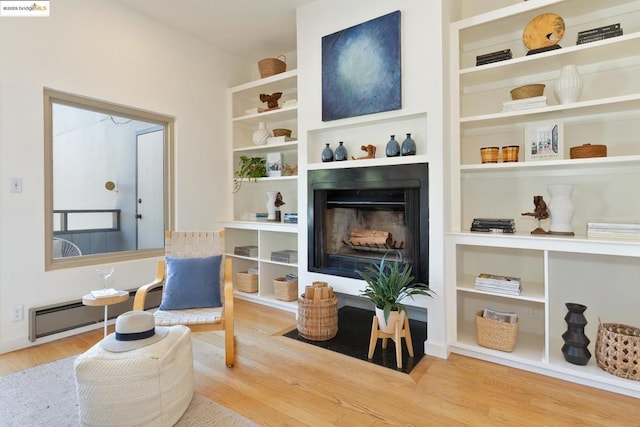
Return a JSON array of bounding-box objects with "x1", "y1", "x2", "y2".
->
[
  {"x1": 296, "y1": 0, "x2": 449, "y2": 358},
  {"x1": 0, "y1": 0, "x2": 248, "y2": 352}
]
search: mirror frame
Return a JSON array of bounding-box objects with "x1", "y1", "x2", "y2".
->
[{"x1": 43, "y1": 88, "x2": 175, "y2": 270}]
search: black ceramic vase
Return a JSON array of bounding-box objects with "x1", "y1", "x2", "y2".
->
[{"x1": 561, "y1": 302, "x2": 591, "y2": 366}]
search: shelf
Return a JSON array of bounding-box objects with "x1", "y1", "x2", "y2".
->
[
  {"x1": 459, "y1": 32, "x2": 640, "y2": 88},
  {"x1": 230, "y1": 69, "x2": 298, "y2": 95},
  {"x1": 460, "y1": 154, "x2": 640, "y2": 173},
  {"x1": 457, "y1": 276, "x2": 545, "y2": 303},
  {"x1": 449, "y1": 231, "x2": 640, "y2": 257},
  {"x1": 232, "y1": 104, "x2": 298, "y2": 125},
  {"x1": 306, "y1": 154, "x2": 429, "y2": 171},
  {"x1": 233, "y1": 140, "x2": 298, "y2": 154},
  {"x1": 224, "y1": 221, "x2": 298, "y2": 233},
  {"x1": 455, "y1": 319, "x2": 546, "y2": 364},
  {"x1": 460, "y1": 93, "x2": 640, "y2": 128}
]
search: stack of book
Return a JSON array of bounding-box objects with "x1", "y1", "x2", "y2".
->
[
  {"x1": 283, "y1": 212, "x2": 298, "y2": 224},
  {"x1": 271, "y1": 249, "x2": 298, "y2": 264},
  {"x1": 577, "y1": 23, "x2": 623, "y2": 45},
  {"x1": 234, "y1": 245, "x2": 258, "y2": 257},
  {"x1": 476, "y1": 49, "x2": 512, "y2": 66},
  {"x1": 502, "y1": 96, "x2": 547, "y2": 112},
  {"x1": 587, "y1": 221, "x2": 640, "y2": 241},
  {"x1": 475, "y1": 273, "x2": 522, "y2": 296},
  {"x1": 471, "y1": 218, "x2": 515, "y2": 233}
]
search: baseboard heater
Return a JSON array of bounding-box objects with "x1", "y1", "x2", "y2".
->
[{"x1": 28, "y1": 288, "x2": 163, "y2": 342}]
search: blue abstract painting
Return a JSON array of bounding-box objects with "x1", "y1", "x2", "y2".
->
[{"x1": 322, "y1": 11, "x2": 401, "y2": 122}]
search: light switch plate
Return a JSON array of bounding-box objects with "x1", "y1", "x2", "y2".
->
[{"x1": 10, "y1": 177, "x2": 22, "y2": 193}]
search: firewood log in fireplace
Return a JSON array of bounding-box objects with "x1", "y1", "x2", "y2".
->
[{"x1": 348, "y1": 229, "x2": 392, "y2": 248}]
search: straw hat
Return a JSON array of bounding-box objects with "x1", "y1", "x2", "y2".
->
[{"x1": 100, "y1": 311, "x2": 168, "y2": 353}]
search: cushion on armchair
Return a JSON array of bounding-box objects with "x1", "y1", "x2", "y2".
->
[{"x1": 159, "y1": 255, "x2": 222, "y2": 310}]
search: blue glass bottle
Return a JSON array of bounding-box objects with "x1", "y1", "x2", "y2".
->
[
  {"x1": 385, "y1": 135, "x2": 400, "y2": 157},
  {"x1": 334, "y1": 141, "x2": 348, "y2": 161},
  {"x1": 401, "y1": 133, "x2": 416, "y2": 156},
  {"x1": 321, "y1": 143, "x2": 334, "y2": 162}
]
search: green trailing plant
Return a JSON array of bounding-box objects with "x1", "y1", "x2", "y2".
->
[
  {"x1": 358, "y1": 257, "x2": 433, "y2": 323},
  {"x1": 233, "y1": 155, "x2": 267, "y2": 193}
]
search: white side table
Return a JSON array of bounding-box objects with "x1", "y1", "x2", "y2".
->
[{"x1": 82, "y1": 290, "x2": 130, "y2": 337}]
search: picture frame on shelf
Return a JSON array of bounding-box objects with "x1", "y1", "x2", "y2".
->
[
  {"x1": 524, "y1": 120, "x2": 563, "y2": 162},
  {"x1": 267, "y1": 152, "x2": 283, "y2": 177}
]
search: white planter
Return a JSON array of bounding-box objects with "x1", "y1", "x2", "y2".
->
[
  {"x1": 555, "y1": 64, "x2": 583, "y2": 104},
  {"x1": 375, "y1": 307, "x2": 405, "y2": 334},
  {"x1": 266, "y1": 191, "x2": 278, "y2": 220},
  {"x1": 548, "y1": 184, "x2": 575, "y2": 235}
]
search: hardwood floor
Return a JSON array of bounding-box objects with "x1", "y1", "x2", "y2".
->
[{"x1": 1, "y1": 300, "x2": 638, "y2": 426}]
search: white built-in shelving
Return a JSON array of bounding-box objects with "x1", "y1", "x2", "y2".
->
[
  {"x1": 448, "y1": 0, "x2": 640, "y2": 398},
  {"x1": 226, "y1": 70, "x2": 299, "y2": 311}
]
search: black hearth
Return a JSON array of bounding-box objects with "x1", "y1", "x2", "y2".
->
[{"x1": 308, "y1": 163, "x2": 429, "y2": 284}]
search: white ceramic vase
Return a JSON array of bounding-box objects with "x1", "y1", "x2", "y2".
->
[
  {"x1": 555, "y1": 64, "x2": 583, "y2": 104},
  {"x1": 266, "y1": 191, "x2": 278, "y2": 220},
  {"x1": 252, "y1": 122, "x2": 270, "y2": 145},
  {"x1": 375, "y1": 307, "x2": 406, "y2": 334},
  {"x1": 547, "y1": 184, "x2": 575, "y2": 235}
]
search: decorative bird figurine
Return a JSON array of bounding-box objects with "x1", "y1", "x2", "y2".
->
[
  {"x1": 275, "y1": 192, "x2": 285, "y2": 208},
  {"x1": 259, "y1": 92, "x2": 282, "y2": 110}
]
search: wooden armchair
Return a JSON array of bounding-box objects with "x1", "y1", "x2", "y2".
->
[{"x1": 132, "y1": 231, "x2": 234, "y2": 367}]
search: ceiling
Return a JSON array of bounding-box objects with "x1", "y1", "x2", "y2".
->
[{"x1": 113, "y1": 0, "x2": 314, "y2": 62}]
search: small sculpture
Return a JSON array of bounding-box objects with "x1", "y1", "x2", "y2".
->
[
  {"x1": 352, "y1": 144, "x2": 376, "y2": 160},
  {"x1": 274, "y1": 192, "x2": 285, "y2": 208},
  {"x1": 283, "y1": 163, "x2": 298, "y2": 176},
  {"x1": 259, "y1": 92, "x2": 282, "y2": 109},
  {"x1": 521, "y1": 195, "x2": 549, "y2": 234}
]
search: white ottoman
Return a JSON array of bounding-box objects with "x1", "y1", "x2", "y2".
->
[{"x1": 74, "y1": 323, "x2": 193, "y2": 426}]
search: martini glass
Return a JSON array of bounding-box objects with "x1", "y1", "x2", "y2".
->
[
  {"x1": 95, "y1": 267, "x2": 115, "y2": 337},
  {"x1": 96, "y1": 267, "x2": 114, "y2": 291}
]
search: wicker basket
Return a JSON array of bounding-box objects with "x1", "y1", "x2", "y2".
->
[
  {"x1": 274, "y1": 277, "x2": 298, "y2": 301},
  {"x1": 570, "y1": 143, "x2": 607, "y2": 159},
  {"x1": 297, "y1": 296, "x2": 338, "y2": 341},
  {"x1": 272, "y1": 128, "x2": 292, "y2": 138},
  {"x1": 475, "y1": 311, "x2": 519, "y2": 352},
  {"x1": 236, "y1": 271, "x2": 258, "y2": 293},
  {"x1": 258, "y1": 55, "x2": 286, "y2": 78},
  {"x1": 595, "y1": 322, "x2": 640, "y2": 381}
]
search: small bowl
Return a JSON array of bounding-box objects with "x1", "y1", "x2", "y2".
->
[
  {"x1": 510, "y1": 84, "x2": 545, "y2": 100},
  {"x1": 273, "y1": 128, "x2": 292, "y2": 138}
]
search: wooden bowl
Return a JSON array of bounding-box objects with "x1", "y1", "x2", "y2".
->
[
  {"x1": 510, "y1": 84, "x2": 545, "y2": 100},
  {"x1": 273, "y1": 128, "x2": 292, "y2": 138}
]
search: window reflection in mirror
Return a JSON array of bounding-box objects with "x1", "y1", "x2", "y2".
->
[{"x1": 44, "y1": 89, "x2": 173, "y2": 269}]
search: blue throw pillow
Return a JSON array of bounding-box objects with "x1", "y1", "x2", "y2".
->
[{"x1": 159, "y1": 255, "x2": 222, "y2": 310}]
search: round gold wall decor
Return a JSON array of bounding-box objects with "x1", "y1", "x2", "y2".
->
[{"x1": 523, "y1": 13, "x2": 565, "y2": 50}]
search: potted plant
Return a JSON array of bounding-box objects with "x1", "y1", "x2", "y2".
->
[
  {"x1": 358, "y1": 257, "x2": 433, "y2": 333},
  {"x1": 233, "y1": 155, "x2": 266, "y2": 193}
]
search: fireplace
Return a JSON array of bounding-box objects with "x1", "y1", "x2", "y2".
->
[{"x1": 308, "y1": 163, "x2": 429, "y2": 284}]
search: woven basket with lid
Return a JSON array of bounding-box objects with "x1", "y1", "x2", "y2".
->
[{"x1": 570, "y1": 144, "x2": 607, "y2": 159}]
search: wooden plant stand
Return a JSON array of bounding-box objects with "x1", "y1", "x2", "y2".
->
[{"x1": 367, "y1": 314, "x2": 413, "y2": 369}]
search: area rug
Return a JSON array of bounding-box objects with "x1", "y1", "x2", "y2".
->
[
  {"x1": 283, "y1": 305, "x2": 426, "y2": 374},
  {"x1": 0, "y1": 356, "x2": 254, "y2": 427}
]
